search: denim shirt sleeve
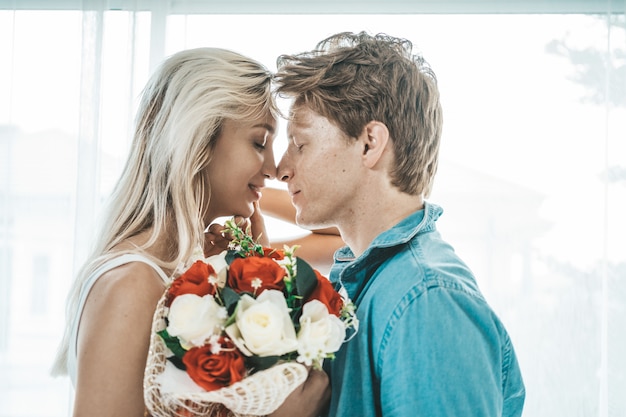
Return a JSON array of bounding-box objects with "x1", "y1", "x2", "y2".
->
[{"x1": 376, "y1": 283, "x2": 524, "y2": 417}]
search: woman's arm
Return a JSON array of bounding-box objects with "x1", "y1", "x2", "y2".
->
[
  {"x1": 73, "y1": 263, "x2": 166, "y2": 417},
  {"x1": 205, "y1": 190, "x2": 345, "y2": 271},
  {"x1": 260, "y1": 187, "x2": 340, "y2": 236},
  {"x1": 270, "y1": 233, "x2": 344, "y2": 273},
  {"x1": 259, "y1": 188, "x2": 344, "y2": 272}
]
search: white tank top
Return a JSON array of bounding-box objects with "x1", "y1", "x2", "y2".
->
[{"x1": 67, "y1": 254, "x2": 170, "y2": 385}]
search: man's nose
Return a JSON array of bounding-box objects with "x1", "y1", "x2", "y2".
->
[{"x1": 277, "y1": 155, "x2": 292, "y2": 182}]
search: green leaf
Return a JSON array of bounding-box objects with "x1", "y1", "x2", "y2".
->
[
  {"x1": 221, "y1": 286, "x2": 241, "y2": 315},
  {"x1": 245, "y1": 355, "x2": 281, "y2": 373},
  {"x1": 225, "y1": 249, "x2": 238, "y2": 265},
  {"x1": 157, "y1": 328, "x2": 187, "y2": 360},
  {"x1": 167, "y1": 355, "x2": 186, "y2": 371},
  {"x1": 295, "y1": 258, "x2": 318, "y2": 300}
]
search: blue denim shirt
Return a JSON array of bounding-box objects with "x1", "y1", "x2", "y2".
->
[{"x1": 324, "y1": 202, "x2": 525, "y2": 417}]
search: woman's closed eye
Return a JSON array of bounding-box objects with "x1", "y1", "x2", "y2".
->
[{"x1": 254, "y1": 134, "x2": 269, "y2": 151}]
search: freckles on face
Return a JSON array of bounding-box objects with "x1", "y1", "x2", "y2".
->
[{"x1": 283, "y1": 107, "x2": 360, "y2": 228}]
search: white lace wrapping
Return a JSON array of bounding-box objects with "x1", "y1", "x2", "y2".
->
[{"x1": 144, "y1": 290, "x2": 309, "y2": 417}]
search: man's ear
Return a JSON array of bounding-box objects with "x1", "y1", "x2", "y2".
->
[{"x1": 361, "y1": 121, "x2": 389, "y2": 169}]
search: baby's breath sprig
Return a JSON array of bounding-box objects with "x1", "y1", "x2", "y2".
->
[
  {"x1": 280, "y1": 244, "x2": 302, "y2": 312},
  {"x1": 223, "y1": 218, "x2": 264, "y2": 257}
]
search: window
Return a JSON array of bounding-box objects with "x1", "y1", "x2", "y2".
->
[{"x1": 0, "y1": 2, "x2": 624, "y2": 416}]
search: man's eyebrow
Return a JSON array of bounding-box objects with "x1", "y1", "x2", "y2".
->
[{"x1": 252, "y1": 123, "x2": 275, "y2": 134}]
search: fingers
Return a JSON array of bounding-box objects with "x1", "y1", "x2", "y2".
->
[
  {"x1": 250, "y1": 202, "x2": 270, "y2": 247},
  {"x1": 203, "y1": 223, "x2": 231, "y2": 257},
  {"x1": 232, "y1": 215, "x2": 250, "y2": 229},
  {"x1": 203, "y1": 208, "x2": 269, "y2": 258}
]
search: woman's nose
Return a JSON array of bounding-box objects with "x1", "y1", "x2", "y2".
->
[{"x1": 262, "y1": 153, "x2": 277, "y2": 180}]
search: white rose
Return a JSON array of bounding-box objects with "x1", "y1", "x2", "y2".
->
[
  {"x1": 167, "y1": 293, "x2": 227, "y2": 349},
  {"x1": 225, "y1": 290, "x2": 298, "y2": 357},
  {"x1": 296, "y1": 300, "x2": 346, "y2": 366},
  {"x1": 205, "y1": 251, "x2": 228, "y2": 288}
]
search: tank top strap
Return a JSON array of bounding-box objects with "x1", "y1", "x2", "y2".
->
[
  {"x1": 67, "y1": 253, "x2": 170, "y2": 385},
  {"x1": 109, "y1": 253, "x2": 171, "y2": 284}
]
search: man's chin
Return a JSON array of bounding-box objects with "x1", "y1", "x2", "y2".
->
[
  {"x1": 295, "y1": 213, "x2": 326, "y2": 231},
  {"x1": 295, "y1": 221, "x2": 315, "y2": 231},
  {"x1": 295, "y1": 213, "x2": 313, "y2": 230}
]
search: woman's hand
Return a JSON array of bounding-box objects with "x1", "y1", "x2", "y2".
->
[
  {"x1": 203, "y1": 203, "x2": 269, "y2": 257},
  {"x1": 203, "y1": 222, "x2": 233, "y2": 257}
]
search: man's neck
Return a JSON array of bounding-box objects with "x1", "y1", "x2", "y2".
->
[{"x1": 338, "y1": 191, "x2": 424, "y2": 258}]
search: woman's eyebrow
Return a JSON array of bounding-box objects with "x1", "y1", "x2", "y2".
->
[{"x1": 252, "y1": 123, "x2": 275, "y2": 134}]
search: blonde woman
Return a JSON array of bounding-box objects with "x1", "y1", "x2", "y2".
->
[{"x1": 52, "y1": 48, "x2": 329, "y2": 417}]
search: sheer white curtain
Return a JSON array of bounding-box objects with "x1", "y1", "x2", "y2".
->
[
  {"x1": 0, "y1": 1, "x2": 624, "y2": 417},
  {"x1": 0, "y1": 2, "x2": 152, "y2": 416}
]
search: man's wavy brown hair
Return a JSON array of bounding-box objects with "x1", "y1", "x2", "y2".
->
[{"x1": 275, "y1": 31, "x2": 443, "y2": 197}]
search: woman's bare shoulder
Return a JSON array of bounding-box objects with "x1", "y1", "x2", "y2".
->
[
  {"x1": 74, "y1": 260, "x2": 166, "y2": 416},
  {"x1": 92, "y1": 260, "x2": 167, "y2": 305}
]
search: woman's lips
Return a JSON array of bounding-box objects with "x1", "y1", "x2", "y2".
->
[{"x1": 248, "y1": 184, "x2": 263, "y2": 200}]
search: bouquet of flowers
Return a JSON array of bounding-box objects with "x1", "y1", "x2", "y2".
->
[{"x1": 144, "y1": 219, "x2": 358, "y2": 417}]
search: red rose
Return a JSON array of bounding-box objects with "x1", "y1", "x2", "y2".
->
[
  {"x1": 166, "y1": 260, "x2": 216, "y2": 306},
  {"x1": 261, "y1": 247, "x2": 285, "y2": 260},
  {"x1": 227, "y1": 256, "x2": 286, "y2": 294},
  {"x1": 309, "y1": 270, "x2": 344, "y2": 317},
  {"x1": 183, "y1": 338, "x2": 246, "y2": 392}
]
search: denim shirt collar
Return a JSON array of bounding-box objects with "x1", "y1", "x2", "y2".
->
[
  {"x1": 333, "y1": 201, "x2": 443, "y2": 263},
  {"x1": 330, "y1": 202, "x2": 443, "y2": 301}
]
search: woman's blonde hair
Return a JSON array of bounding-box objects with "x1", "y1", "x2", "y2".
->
[{"x1": 51, "y1": 47, "x2": 277, "y2": 375}]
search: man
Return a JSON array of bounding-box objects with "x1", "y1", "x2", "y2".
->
[{"x1": 274, "y1": 31, "x2": 525, "y2": 417}]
